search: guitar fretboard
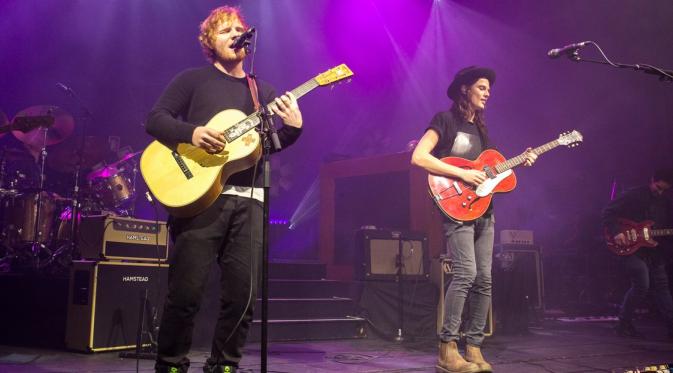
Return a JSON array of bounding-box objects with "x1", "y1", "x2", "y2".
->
[
  {"x1": 494, "y1": 139, "x2": 560, "y2": 174},
  {"x1": 652, "y1": 228, "x2": 673, "y2": 237},
  {"x1": 223, "y1": 78, "x2": 319, "y2": 142}
]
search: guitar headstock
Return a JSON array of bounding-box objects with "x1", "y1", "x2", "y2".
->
[
  {"x1": 315, "y1": 64, "x2": 354, "y2": 86},
  {"x1": 558, "y1": 130, "x2": 583, "y2": 148}
]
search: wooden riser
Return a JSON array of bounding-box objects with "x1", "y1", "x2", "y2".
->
[
  {"x1": 248, "y1": 318, "x2": 366, "y2": 342},
  {"x1": 254, "y1": 298, "x2": 356, "y2": 320}
]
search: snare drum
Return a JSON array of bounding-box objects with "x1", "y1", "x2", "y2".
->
[
  {"x1": 1, "y1": 191, "x2": 58, "y2": 243},
  {"x1": 91, "y1": 172, "x2": 134, "y2": 208}
]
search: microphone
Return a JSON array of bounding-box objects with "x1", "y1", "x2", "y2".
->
[
  {"x1": 547, "y1": 41, "x2": 590, "y2": 58},
  {"x1": 230, "y1": 27, "x2": 256, "y2": 50},
  {"x1": 56, "y1": 82, "x2": 74, "y2": 96}
]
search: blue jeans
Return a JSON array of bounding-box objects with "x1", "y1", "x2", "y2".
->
[
  {"x1": 440, "y1": 215, "x2": 494, "y2": 346},
  {"x1": 619, "y1": 253, "x2": 673, "y2": 328}
]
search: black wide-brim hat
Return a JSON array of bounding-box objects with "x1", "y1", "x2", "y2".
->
[{"x1": 447, "y1": 66, "x2": 496, "y2": 101}]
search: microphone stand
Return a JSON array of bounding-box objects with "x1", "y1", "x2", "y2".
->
[
  {"x1": 563, "y1": 42, "x2": 673, "y2": 82},
  {"x1": 58, "y1": 84, "x2": 93, "y2": 261},
  {"x1": 248, "y1": 72, "x2": 280, "y2": 373},
  {"x1": 394, "y1": 235, "x2": 406, "y2": 343},
  {"x1": 240, "y1": 29, "x2": 278, "y2": 373}
]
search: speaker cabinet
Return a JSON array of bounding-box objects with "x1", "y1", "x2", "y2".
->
[
  {"x1": 493, "y1": 244, "x2": 544, "y2": 333},
  {"x1": 65, "y1": 261, "x2": 168, "y2": 352},
  {"x1": 355, "y1": 229, "x2": 429, "y2": 280}
]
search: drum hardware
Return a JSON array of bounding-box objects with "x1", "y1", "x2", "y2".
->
[
  {"x1": 10, "y1": 107, "x2": 63, "y2": 269},
  {"x1": 0, "y1": 101, "x2": 142, "y2": 274},
  {"x1": 86, "y1": 150, "x2": 141, "y2": 215},
  {"x1": 5, "y1": 104, "x2": 94, "y2": 271}
]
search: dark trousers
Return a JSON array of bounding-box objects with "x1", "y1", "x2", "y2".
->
[
  {"x1": 619, "y1": 252, "x2": 673, "y2": 328},
  {"x1": 156, "y1": 195, "x2": 262, "y2": 369}
]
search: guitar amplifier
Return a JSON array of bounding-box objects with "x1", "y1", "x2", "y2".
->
[
  {"x1": 500, "y1": 230, "x2": 534, "y2": 245},
  {"x1": 78, "y1": 215, "x2": 169, "y2": 262},
  {"x1": 355, "y1": 229, "x2": 429, "y2": 280},
  {"x1": 65, "y1": 260, "x2": 168, "y2": 352}
]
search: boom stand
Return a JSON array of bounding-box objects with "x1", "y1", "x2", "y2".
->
[
  {"x1": 57, "y1": 84, "x2": 93, "y2": 262},
  {"x1": 118, "y1": 289, "x2": 159, "y2": 361},
  {"x1": 394, "y1": 236, "x2": 405, "y2": 343},
  {"x1": 564, "y1": 43, "x2": 672, "y2": 82}
]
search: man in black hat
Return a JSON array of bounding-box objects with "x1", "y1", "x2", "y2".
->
[{"x1": 412, "y1": 66, "x2": 536, "y2": 373}]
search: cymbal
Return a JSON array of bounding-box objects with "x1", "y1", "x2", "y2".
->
[
  {"x1": 86, "y1": 150, "x2": 142, "y2": 180},
  {"x1": 12, "y1": 105, "x2": 74, "y2": 147},
  {"x1": 47, "y1": 136, "x2": 113, "y2": 173},
  {"x1": 86, "y1": 165, "x2": 118, "y2": 180},
  {"x1": 114, "y1": 150, "x2": 142, "y2": 165}
]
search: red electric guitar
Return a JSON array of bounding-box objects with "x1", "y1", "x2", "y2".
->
[
  {"x1": 428, "y1": 130, "x2": 583, "y2": 221},
  {"x1": 605, "y1": 219, "x2": 673, "y2": 256}
]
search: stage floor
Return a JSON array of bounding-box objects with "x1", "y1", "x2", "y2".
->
[{"x1": 1, "y1": 319, "x2": 671, "y2": 372}]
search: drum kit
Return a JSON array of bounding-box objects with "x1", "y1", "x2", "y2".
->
[{"x1": 0, "y1": 106, "x2": 141, "y2": 273}]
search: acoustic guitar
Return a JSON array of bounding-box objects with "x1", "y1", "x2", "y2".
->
[{"x1": 140, "y1": 64, "x2": 353, "y2": 217}]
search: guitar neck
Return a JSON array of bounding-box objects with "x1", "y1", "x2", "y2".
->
[
  {"x1": 494, "y1": 139, "x2": 561, "y2": 174},
  {"x1": 265, "y1": 79, "x2": 318, "y2": 114},
  {"x1": 652, "y1": 228, "x2": 673, "y2": 237},
  {"x1": 222, "y1": 78, "x2": 319, "y2": 142}
]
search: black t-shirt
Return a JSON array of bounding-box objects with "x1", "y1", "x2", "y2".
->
[
  {"x1": 426, "y1": 110, "x2": 489, "y2": 160},
  {"x1": 425, "y1": 109, "x2": 494, "y2": 217},
  {"x1": 144, "y1": 65, "x2": 302, "y2": 187}
]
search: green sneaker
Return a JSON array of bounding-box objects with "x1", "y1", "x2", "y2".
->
[{"x1": 203, "y1": 364, "x2": 237, "y2": 373}]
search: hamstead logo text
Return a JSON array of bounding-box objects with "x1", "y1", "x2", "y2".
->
[
  {"x1": 122, "y1": 276, "x2": 149, "y2": 282},
  {"x1": 126, "y1": 234, "x2": 150, "y2": 241}
]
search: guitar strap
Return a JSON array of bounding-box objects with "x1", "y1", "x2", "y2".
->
[{"x1": 246, "y1": 75, "x2": 262, "y2": 112}]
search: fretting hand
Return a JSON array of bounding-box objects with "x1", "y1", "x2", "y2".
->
[
  {"x1": 270, "y1": 91, "x2": 302, "y2": 128},
  {"x1": 523, "y1": 147, "x2": 537, "y2": 166}
]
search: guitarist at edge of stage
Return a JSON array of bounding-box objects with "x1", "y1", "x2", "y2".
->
[
  {"x1": 144, "y1": 6, "x2": 303, "y2": 373},
  {"x1": 411, "y1": 66, "x2": 537, "y2": 373},
  {"x1": 601, "y1": 168, "x2": 673, "y2": 340}
]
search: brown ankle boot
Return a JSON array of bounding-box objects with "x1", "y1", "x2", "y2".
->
[
  {"x1": 465, "y1": 344, "x2": 493, "y2": 372},
  {"x1": 436, "y1": 341, "x2": 480, "y2": 373}
]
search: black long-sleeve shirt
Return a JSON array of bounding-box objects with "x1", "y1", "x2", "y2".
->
[
  {"x1": 145, "y1": 65, "x2": 302, "y2": 187},
  {"x1": 602, "y1": 185, "x2": 673, "y2": 248}
]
